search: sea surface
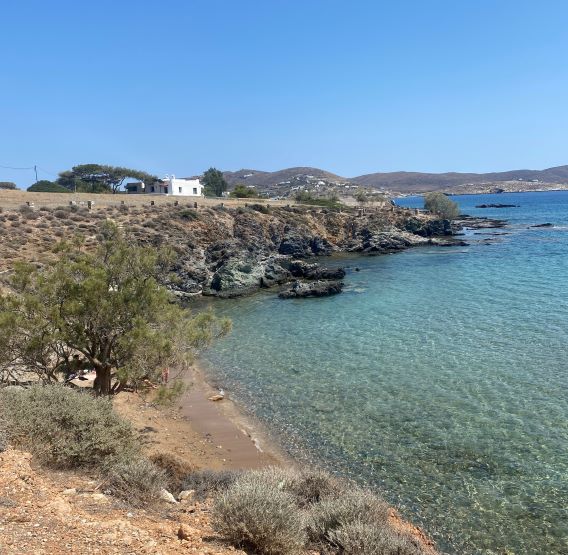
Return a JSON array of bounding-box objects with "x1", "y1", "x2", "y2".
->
[{"x1": 200, "y1": 191, "x2": 568, "y2": 554}]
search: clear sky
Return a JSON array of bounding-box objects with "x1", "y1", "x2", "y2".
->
[{"x1": 1, "y1": 0, "x2": 568, "y2": 187}]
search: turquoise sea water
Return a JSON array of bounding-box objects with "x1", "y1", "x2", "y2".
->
[{"x1": 200, "y1": 192, "x2": 568, "y2": 554}]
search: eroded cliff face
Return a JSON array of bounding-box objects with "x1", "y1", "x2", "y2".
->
[
  {"x1": 0, "y1": 202, "x2": 455, "y2": 298},
  {"x1": 146, "y1": 204, "x2": 454, "y2": 298}
]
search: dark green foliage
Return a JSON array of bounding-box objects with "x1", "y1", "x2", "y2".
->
[
  {"x1": 0, "y1": 385, "x2": 139, "y2": 468},
  {"x1": 0, "y1": 223, "x2": 231, "y2": 395},
  {"x1": 423, "y1": 192, "x2": 459, "y2": 219},
  {"x1": 27, "y1": 180, "x2": 71, "y2": 193},
  {"x1": 178, "y1": 208, "x2": 199, "y2": 221},
  {"x1": 294, "y1": 191, "x2": 342, "y2": 208},
  {"x1": 229, "y1": 184, "x2": 260, "y2": 198},
  {"x1": 202, "y1": 167, "x2": 228, "y2": 197},
  {"x1": 56, "y1": 164, "x2": 157, "y2": 194},
  {"x1": 250, "y1": 203, "x2": 270, "y2": 214},
  {"x1": 104, "y1": 458, "x2": 168, "y2": 506},
  {"x1": 0, "y1": 181, "x2": 17, "y2": 190}
]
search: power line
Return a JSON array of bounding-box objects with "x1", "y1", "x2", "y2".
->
[{"x1": 0, "y1": 164, "x2": 35, "y2": 170}]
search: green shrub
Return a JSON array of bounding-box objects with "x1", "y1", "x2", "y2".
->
[
  {"x1": 307, "y1": 488, "x2": 390, "y2": 547},
  {"x1": 181, "y1": 469, "x2": 242, "y2": 500},
  {"x1": 27, "y1": 180, "x2": 71, "y2": 193},
  {"x1": 178, "y1": 208, "x2": 199, "y2": 221},
  {"x1": 423, "y1": 192, "x2": 459, "y2": 219},
  {"x1": 105, "y1": 457, "x2": 168, "y2": 506},
  {"x1": 0, "y1": 418, "x2": 7, "y2": 452},
  {"x1": 327, "y1": 520, "x2": 426, "y2": 555},
  {"x1": 213, "y1": 471, "x2": 307, "y2": 555},
  {"x1": 0, "y1": 385, "x2": 140, "y2": 468}
]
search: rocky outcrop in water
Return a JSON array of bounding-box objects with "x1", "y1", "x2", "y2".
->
[
  {"x1": 475, "y1": 203, "x2": 519, "y2": 208},
  {"x1": 138, "y1": 204, "x2": 498, "y2": 298},
  {"x1": 278, "y1": 280, "x2": 344, "y2": 299}
]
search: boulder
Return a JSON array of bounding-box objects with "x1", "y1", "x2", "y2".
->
[
  {"x1": 208, "y1": 256, "x2": 266, "y2": 296},
  {"x1": 279, "y1": 280, "x2": 344, "y2": 299},
  {"x1": 287, "y1": 260, "x2": 345, "y2": 280},
  {"x1": 159, "y1": 488, "x2": 178, "y2": 504}
]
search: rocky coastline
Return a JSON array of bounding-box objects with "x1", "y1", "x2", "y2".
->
[{"x1": 160, "y1": 205, "x2": 501, "y2": 300}]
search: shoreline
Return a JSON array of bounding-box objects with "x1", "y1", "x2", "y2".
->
[
  {"x1": 114, "y1": 362, "x2": 287, "y2": 472},
  {"x1": 182, "y1": 361, "x2": 289, "y2": 469}
]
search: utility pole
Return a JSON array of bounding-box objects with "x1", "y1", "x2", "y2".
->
[{"x1": 34, "y1": 165, "x2": 38, "y2": 183}]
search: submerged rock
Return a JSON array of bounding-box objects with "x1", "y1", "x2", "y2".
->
[
  {"x1": 278, "y1": 280, "x2": 344, "y2": 299},
  {"x1": 476, "y1": 203, "x2": 519, "y2": 208},
  {"x1": 287, "y1": 260, "x2": 345, "y2": 280}
]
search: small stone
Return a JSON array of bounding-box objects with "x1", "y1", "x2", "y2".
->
[
  {"x1": 62, "y1": 488, "x2": 76, "y2": 495},
  {"x1": 178, "y1": 490, "x2": 195, "y2": 501},
  {"x1": 160, "y1": 488, "x2": 178, "y2": 504}
]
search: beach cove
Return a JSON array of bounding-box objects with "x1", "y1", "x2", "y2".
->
[{"x1": 196, "y1": 191, "x2": 568, "y2": 554}]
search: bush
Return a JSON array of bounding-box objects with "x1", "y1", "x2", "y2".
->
[
  {"x1": 285, "y1": 468, "x2": 344, "y2": 508},
  {"x1": 327, "y1": 520, "x2": 426, "y2": 555},
  {"x1": 0, "y1": 385, "x2": 140, "y2": 468},
  {"x1": 213, "y1": 471, "x2": 307, "y2": 555},
  {"x1": 423, "y1": 192, "x2": 459, "y2": 219},
  {"x1": 53, "y1": 209, "x2": 68, "y2": 219},
  {"x1": 149, "y1": 452, "x2": 195, "y2": 494},
  {"x1": 294, "y1": 191, "x2": 342, "y2": 208},
  {"x1": 181, "y1": 469, "x2": 242, "y2": 500},
  {"x1": 0, "y1": 181, "x2": 17, "y2": 190},
  {"x1": 178, "y1": 208, "x2": 199, "y2": 221},
  {"x1": 307, "y1": 488, "x2": 390, "y2": 548},
  {"x1": 27, "y1": 180, "x2": 71, "y2": 193},
  {"x1": 104, "y1": 457, "x2": 168, "y2": 506},
  {"x1": 0, "y1": 418, "x2": 7, "y2": 452}
]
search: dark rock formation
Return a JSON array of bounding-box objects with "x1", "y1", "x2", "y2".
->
[
  {"x1": 287, "y1": 260, "x2": 345, "y2": 280},
  {"x1": 278, "y1": 280, "x2": 344, "y2": 299},
  {"x1": 475, "y1": 204, "x2": 519, "y2": 208},
  {"x1": 530, "y1": 223, "x2": 553, "y2": 228}
]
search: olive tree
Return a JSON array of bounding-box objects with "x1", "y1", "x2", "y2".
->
[{"x1": 0, "y1": 223, "x2": 230, "y2": 395}]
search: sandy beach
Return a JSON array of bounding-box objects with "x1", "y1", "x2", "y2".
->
[{"x1": 114, "y1": 362, "x2": 285, "y2": 472}]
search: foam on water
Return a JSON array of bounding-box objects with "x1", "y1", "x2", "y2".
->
[{"x1": 201, "y1": 191, "x2": 568, "y2": 554}]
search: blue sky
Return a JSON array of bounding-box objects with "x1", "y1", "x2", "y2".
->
[{"x1": 1, "y1": 0, "x2": 568, "y2": 186}]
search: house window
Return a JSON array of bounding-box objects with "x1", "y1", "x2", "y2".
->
[
  {"x1": 193, "y1": 187, "x2": 198, "y2": 195},
  {"x1": 179, "y1": 187, "x2": 182, "y2": 193}
]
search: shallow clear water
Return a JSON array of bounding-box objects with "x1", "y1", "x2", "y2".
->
[{"x1": 200, "y1": 192, "x2": 568, "y2": 554}]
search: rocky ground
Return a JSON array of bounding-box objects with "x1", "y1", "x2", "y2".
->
[
  {"x1": 0, "y1": 448, "x2": 244, "y2": 555},
  {"x1": 0, "y1": 200, "x2": 465, "y2": 298}
]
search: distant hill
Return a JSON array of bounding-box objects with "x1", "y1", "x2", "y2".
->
[
  {"x1": 352, "y1": 165, "x2": 568, "y2": 192},
  {"x1": 223, "y1": 167, "x2": 347, "y2": 188},
  {"x1": 222, "y1": 165, "x2": 568, "y2": 195}
]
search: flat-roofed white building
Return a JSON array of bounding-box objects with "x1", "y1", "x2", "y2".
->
[{"x1": 126, "y1": 174, "x2": 203, "y2": 196}]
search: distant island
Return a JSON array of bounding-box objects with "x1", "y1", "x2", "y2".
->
[{"x1": 222, "y1": 164, "x2": 568, "y2": 197}]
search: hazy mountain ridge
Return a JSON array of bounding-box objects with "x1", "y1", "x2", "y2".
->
[{"x1": 223, "y1": 165, "x2": 568, "y2": 194}]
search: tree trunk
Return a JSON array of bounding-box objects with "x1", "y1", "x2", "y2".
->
[{"x1": 93, "y1": 364, "x2": 112, "y2": 396}]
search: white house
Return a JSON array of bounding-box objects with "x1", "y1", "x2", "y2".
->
[{"x1": 126, "y1": 175, "x2": 203, "y2": 196}]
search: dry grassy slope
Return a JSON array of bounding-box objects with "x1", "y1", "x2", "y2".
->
[
  {"x1": 0, "y1": 447, "x2": 244, "y2": 555},
  {"x1": 0, "y1": 199, "x2": 434, "y2": 274}
]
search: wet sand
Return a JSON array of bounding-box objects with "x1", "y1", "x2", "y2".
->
[{"x1": 115, "y1": 363, "x2": 285, "y2": 471}]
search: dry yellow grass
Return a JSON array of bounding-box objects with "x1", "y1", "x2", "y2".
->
[{"x1": 0, "y1": 190, "x2": 294, "y2": 211}]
